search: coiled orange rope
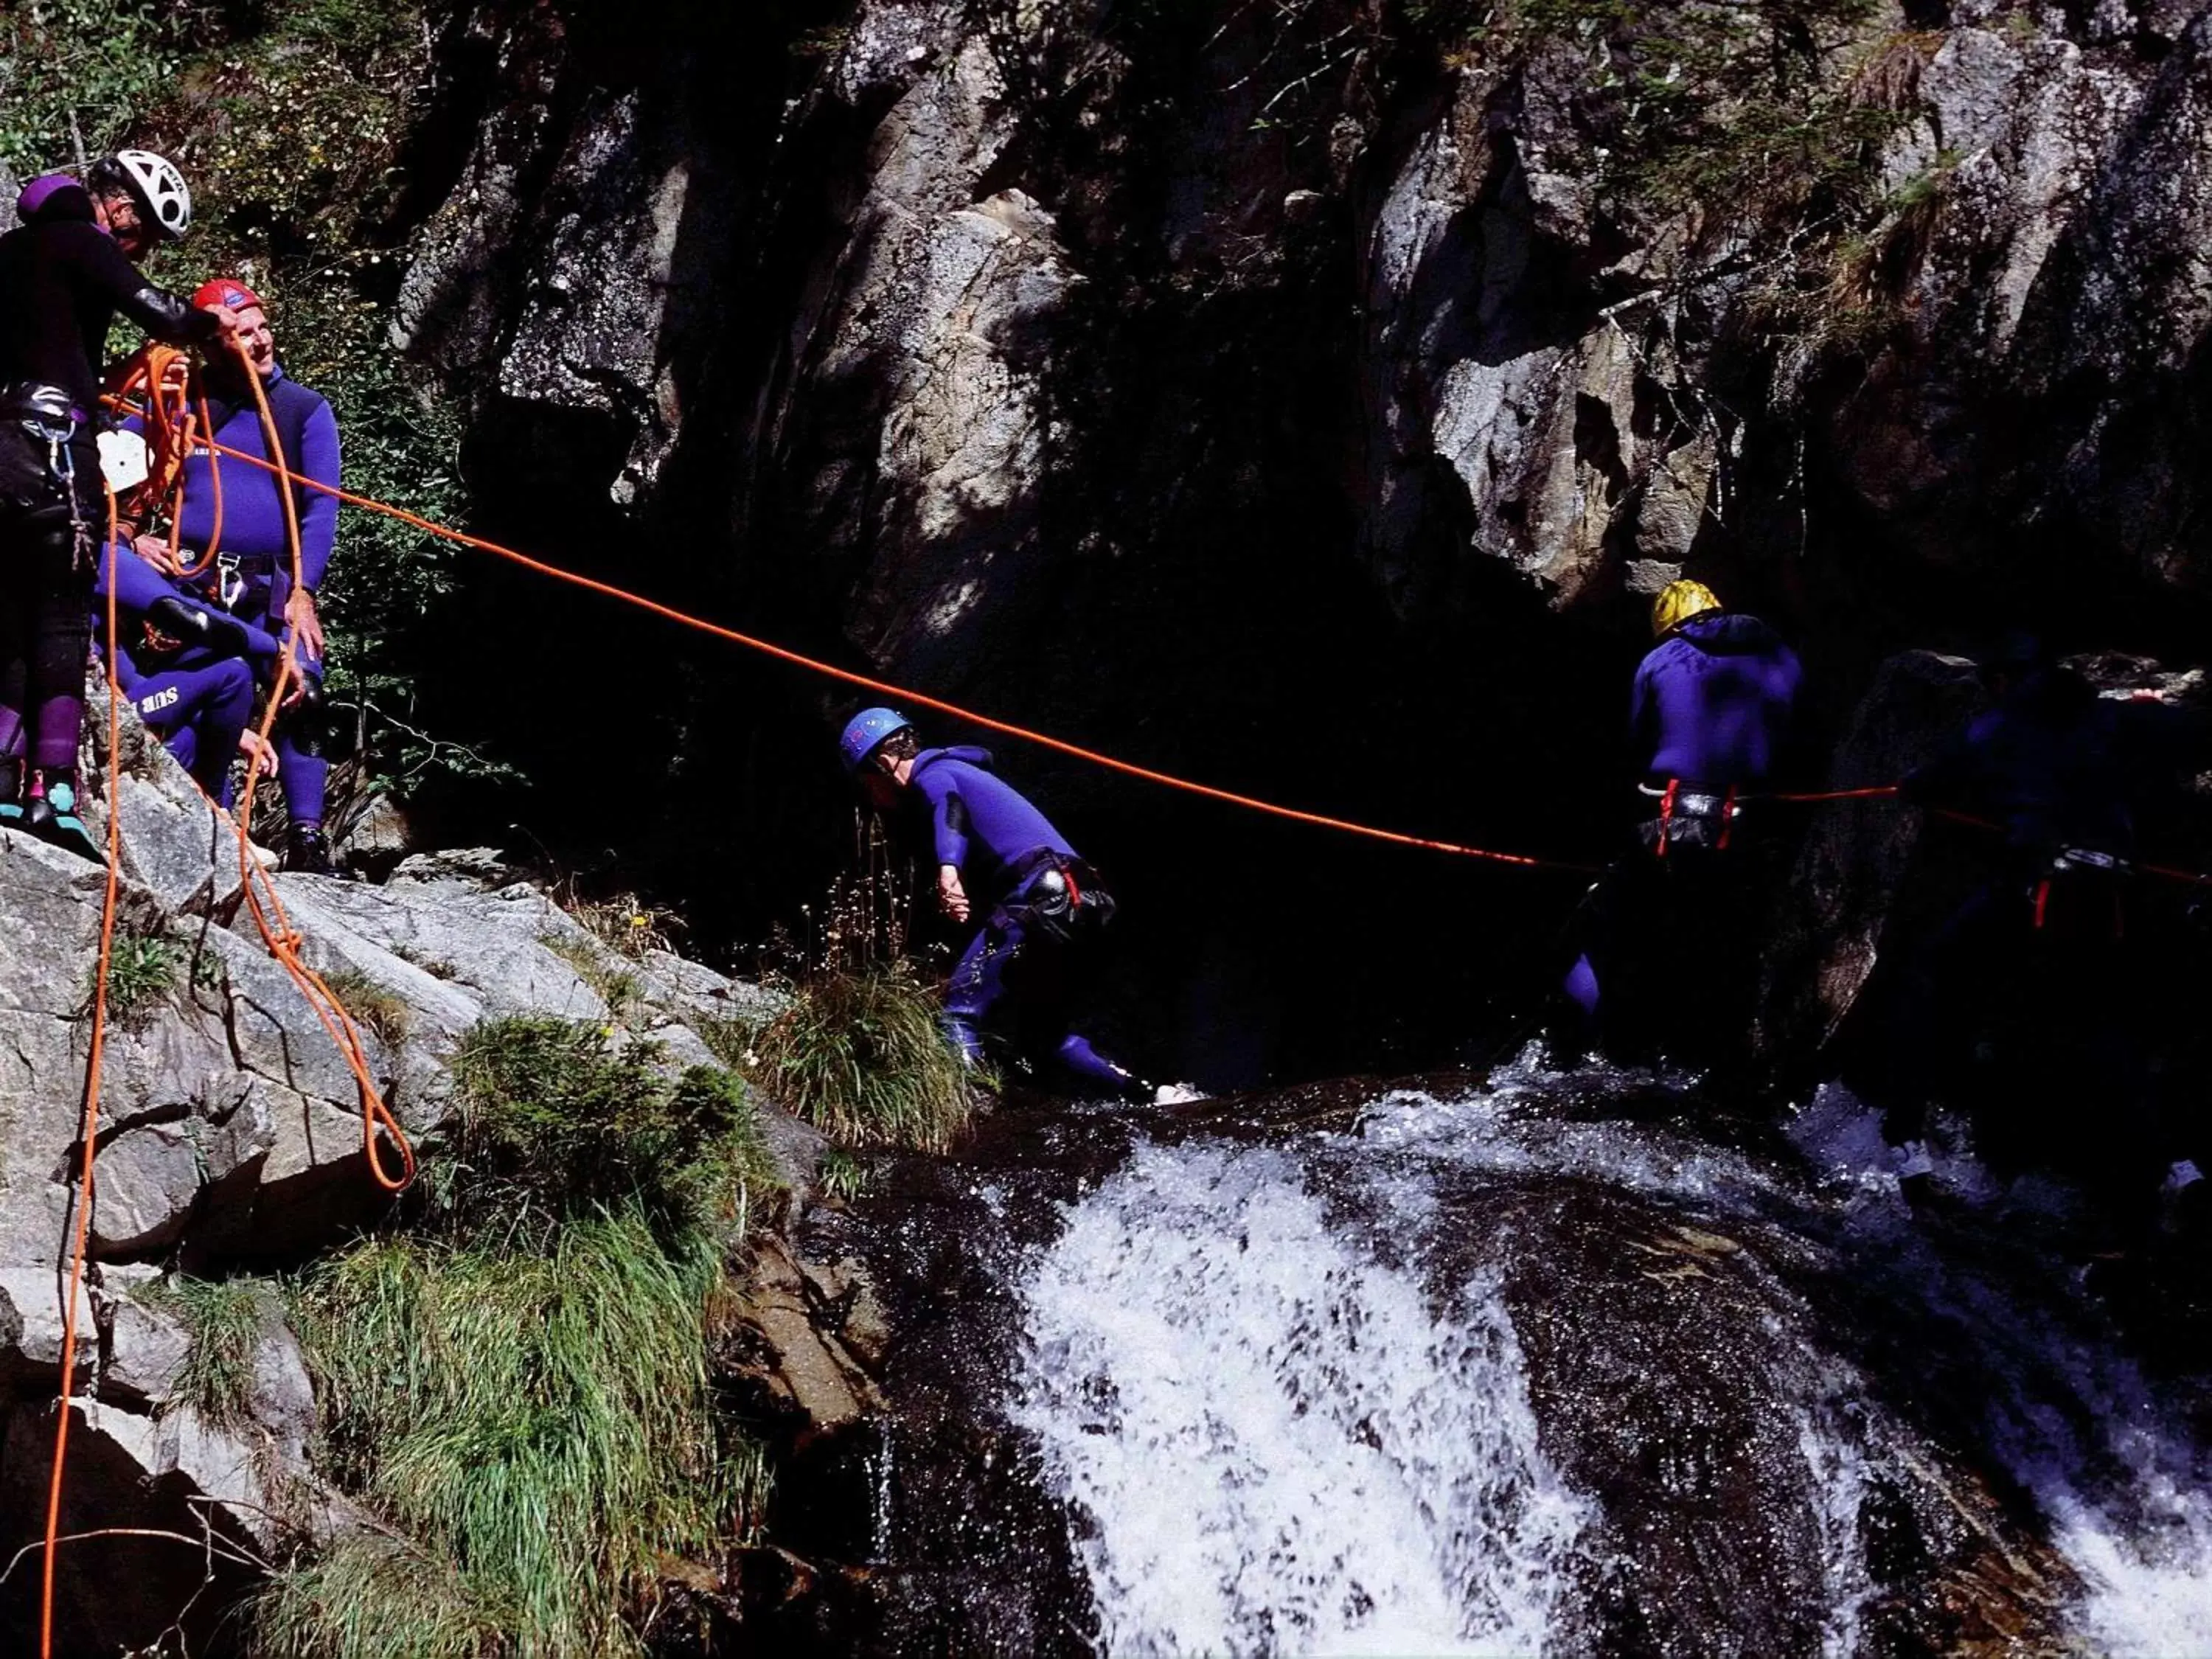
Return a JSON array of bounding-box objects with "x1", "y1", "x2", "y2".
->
[{"x1": 225, "y1": 349, "x2": 414, "y2": 1192}]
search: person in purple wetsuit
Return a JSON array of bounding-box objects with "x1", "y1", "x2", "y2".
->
[
  {"x1": 94, "y1": 541, "x2": 280, "y2": 796},
  {"x1": 840, "y1": 708, "x2": 1156, "y2": 1100},
  {"x1": 1562, "y1": 581, "x2": 1804, "y2": 1067},
  {"x1": 117, "y1": 277, "x2": 341, "y2": 872},
  {"x1": 0, "y1": 155, "x2": 234, "y2": 861}
]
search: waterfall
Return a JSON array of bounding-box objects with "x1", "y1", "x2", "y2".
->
[
  {"x1": 998, "y1": 1062, "x2": 2212, "y2": 1655},
  {"x1": 1009, "y1": 1140, "x2": 1588, "y2": 1655}
]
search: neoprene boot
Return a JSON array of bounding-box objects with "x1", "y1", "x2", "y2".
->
[
  {"x1": 25, "y1": 777, "x2": 104, "y2": 865},
  {"x1": 283, "y1": 823, "x2": 335, "y2": 876}
]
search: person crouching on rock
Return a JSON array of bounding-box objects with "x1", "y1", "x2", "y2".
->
[
  {"x1": 1560, "y1": 580, "x2": 1804, "y2": 1069},
  {"x1": 115, "y1": 278, "x2": 342, "y2": 874},
  {"x1": 0, "y1": 155, "x2": 236, "y2": 862},
  {"x1": 94, "y1": 537, "x2": 280, "y2": 799},
  {"x1": 840, "y1": 707, "x2": 1159, "y2": 1102}
]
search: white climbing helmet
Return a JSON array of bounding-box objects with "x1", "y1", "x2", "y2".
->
[{"x1": 110, "y1": 149, "x2": 192, "y2": 240}]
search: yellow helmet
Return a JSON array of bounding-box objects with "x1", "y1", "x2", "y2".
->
[{"x1": 1651, "y1": 579, "x2": 1723, "y2": 639}]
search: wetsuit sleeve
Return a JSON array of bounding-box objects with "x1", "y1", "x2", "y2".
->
[
  {"x1": 69, "y1": 229, "x2": 225, "y2": 347},
  {"x1": 237, "y1": 616, "x2": 282, "y2": 661},
  {"x1": 931, "y1": 784, "x2": 971, "y2": 872},
  {"x1": 295, "y1": 398, "x2": 341, "y2": 589}
]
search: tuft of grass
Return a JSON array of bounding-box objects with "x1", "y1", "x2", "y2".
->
[
  {"x1": 818, "y1": 1147, "x2": 873, "y2": 1203},
  {"x1": 541, "y1": 932, "x2": 644, "y2": 1023},
  {"x1": 750, "y1": 964, "x2": 975, "y2": 1152},
  {"x1": 142, "y1": 1276, "x2": 278, "y2": 1428},
  {"x1": 252, "y1": 1532, "x2": 511, "y2": 1659},
  {"x1": 321, "y1": 967, "x2": 413, "y2": 1051},
  {"x1": 552, "y1": 883, "x2": 688, "y2": 962},
  {"x1": 83, "y1": 928, "x2": 183, "y2": 1031},
  {"x1": 445, "y1": 1017, "x2": 782, "y2": 1242},
  {"x1": 695, "y1": 1011, "x2": 768, "y2": 1074},
  {"x1": 276, "y1": 1212, "x2": 766, "y2": 1658}
]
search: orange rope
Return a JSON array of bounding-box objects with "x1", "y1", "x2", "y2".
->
[
  {"x1": 184, "y1": 430, "x2": 1599, "y2": 874},
  {"x1": 1769, "y1": 785, "x2": 1902, "y2": 803},
  {"x1": 115, "y1": 355, "x2": 414, "y2": 1192},
  {"x1": 226, "y1": 349, "x2": 413, "y2": 1192},
  {"x1": 184, "y1": 388, "x2": 224, "y2": 581},
  {"x1": 41, "y1": 484, "x2": 130, "y2": 1658},
  {"x1": 125, "y1": 394, "x2": 2212, "y2": 896}
]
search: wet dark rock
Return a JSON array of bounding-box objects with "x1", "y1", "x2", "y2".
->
[{"x1": 740, "y1": 1077, "x2": 2133, "y2": 1654}]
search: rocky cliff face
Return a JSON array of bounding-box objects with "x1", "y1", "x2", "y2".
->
[
  {"x1": 387, "y1": 0, "x2": 2212, "y2": 1071},
  {"x1": 0, "y1": 712, "x2": 838, "y2": 1653}
]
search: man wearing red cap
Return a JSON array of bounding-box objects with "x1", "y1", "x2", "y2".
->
[{"x1": 119, "y1": 277, "x2": 344, "y2": 872}]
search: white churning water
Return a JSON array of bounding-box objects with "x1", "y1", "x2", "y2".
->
[
  {"x1": 1790, "y1": 1082, "x2": 2212, "y2": 1656},
  {"x1": 1006, "y1": 1067, "x2": 2212, "y2": 1655},
  {"x1": 1008, "y1": 1139, "x2": 1588, "y2": 1656}
]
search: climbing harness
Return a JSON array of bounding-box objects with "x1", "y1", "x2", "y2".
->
[
  {"x1": 0, "y1": 382, "x2": 86, "y2": 540},
  {"x1": 992, "y1": 852, "x2": 1115, "y2": 941},
  {"x1": 1639, "y1": 779, "x2": 1739, "y2": 855}
]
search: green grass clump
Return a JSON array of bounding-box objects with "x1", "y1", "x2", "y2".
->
[
  {"x1": 142, "y1": 1276, "x2": 278, "y2": 1427},
  {"x1": 751, "y1": 964, "x2": 975, "y2": 1152},
  {"x1": 276, "y1": 1213, "x2": 757, "y2": 1658},
  {"x1": 261, "y1": 1015, "x2": 782, "y2": 1658},
  {"x1": 540, "y1": 933, "x2": 645, "y2": 1024},
  {"x1": 83, "y1": 928, "x2": 183, "y2": 1031},
  {"x1": 252, "y1": 1532, "x2": 510, "y2": 1659},
  {"x1": 445, "y1": 1017, "x2": 780, "y2": 1242},
  {"x1": 321, "y1": 967, "x2": 414, "y2": 1051}
]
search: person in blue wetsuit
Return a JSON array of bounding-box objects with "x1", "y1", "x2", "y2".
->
[
  {"x1": 840, "y1": 707, "x2": 1155, "y2": 1100},
  {"x1": 1630, "y1": 582, "x2": 1804, "y2": 806},
  {"x1": 0, "y1": 156, "x2": 234, "y2": 860},
  {"x1": 1562, "y1": 580, "x2": 1804, "y2": 1067},
  {"x1": 116, "y1": 278, "x2": 341, "y2": 872},
  {"x1": 94, "y1": 543, "x2": 279, "y2": 796},
  {"x1": 1882, "y1": 637, "x2": 2205, "y2": 1195}
]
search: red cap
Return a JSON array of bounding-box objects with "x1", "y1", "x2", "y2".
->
[{"x1": 192, "y1": 278, "x2": 263, "y2": 313}]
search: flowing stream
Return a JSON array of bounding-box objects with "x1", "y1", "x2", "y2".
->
[{"x1": 849, "y1": 1058, "x2": 2212, "y2": 1656}]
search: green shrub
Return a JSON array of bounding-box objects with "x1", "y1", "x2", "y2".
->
[
  {"x1": 751, "y1": 964, "x2": 975, "y2": 1152},
  {"x1": 276, "y1": 1211, "x2": 762, "y2": 1658},
  {"x1": 0, "y1": 0, "x2": 198, "y2": 178},
  {"x1": 445, "y1": 1016, "x2": 781, "y2": 1242}
]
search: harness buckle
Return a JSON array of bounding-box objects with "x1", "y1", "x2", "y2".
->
[{"x1": 216, "y1": 552, "x2": 247, "y2": 611}]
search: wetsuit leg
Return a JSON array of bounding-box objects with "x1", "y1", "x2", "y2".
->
[
  {"x1": 17, "y1": 522, "x2": 93, "y2": 776},
  {"x1": 275, "y1": 664, "x2": 329, "y2": 825},
  {"x1": 1051, "y1": 1033, "x2": 1141, "y2": 1096},
  {"x1": 0, "y1": 587, "x2": 27, "y2": 760},
  {"x1": 942, "y1": 923, "x2": 1009, "y2": 1065},
  {"x1": 131, "y1": 658, "x2": 254, "y2": 796}
]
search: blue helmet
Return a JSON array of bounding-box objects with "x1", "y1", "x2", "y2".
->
[{"x1": 840, "y1": 707, "x2": 913, "y2": 773}]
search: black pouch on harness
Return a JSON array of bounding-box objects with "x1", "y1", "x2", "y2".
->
[
  {"x1": 0, "y1": 420, "x2": 77, "y2": 532},
  {"x1": 998, "y1": 858, "x2": 1117, "y2": 942}
]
